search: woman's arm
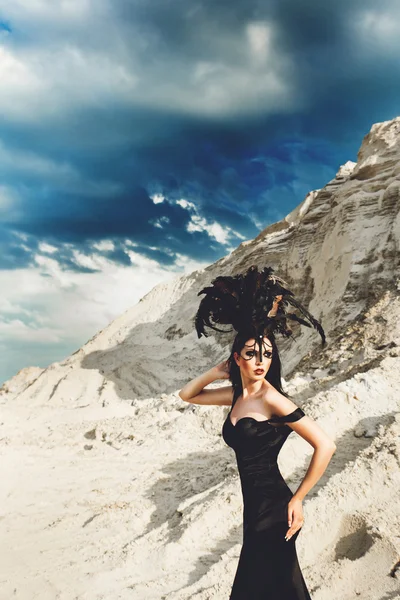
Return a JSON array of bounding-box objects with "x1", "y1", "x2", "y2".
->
[
  {"x1": 265, "y1": 386, "x2": 337, "y2": 457},
  {"x1": 285, "y1": 434, "x2": 336, "y2": 541},
  {"x1": 265, "y1": 385, "x2": 337, "y2": 541},
  {"x1": 178, "y1": 361, "x2": 232, "y2": 405},
  {"x1": 291, "y1": 434, "x2": 336, "y2": 501}
]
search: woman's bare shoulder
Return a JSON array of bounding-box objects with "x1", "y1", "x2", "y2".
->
[{"x1": 263, "y1": 384, "x2": 298, "y2": 415}]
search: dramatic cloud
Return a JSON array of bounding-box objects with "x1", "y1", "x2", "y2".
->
[{"x1": 1, "y1": 0, "x2": 399, "y2": 382}]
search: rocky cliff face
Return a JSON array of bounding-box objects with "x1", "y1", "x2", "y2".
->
[
  {"x1": 1, "y1": 118, "x2": 399, "y2": 404},
  {"x1": 0, "y1": 118, "x2": 399, "y2": 600}
]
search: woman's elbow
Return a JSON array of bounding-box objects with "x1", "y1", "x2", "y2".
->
[
  {"x1": 178, "y1": 390, "x2": 190, "y2": 402},
  {"x1": 315, "y1": 440, "x2": 336, "y2": 454},
  {"x1": 327, "y1": 441, "x2": 337, "y2": 454}
]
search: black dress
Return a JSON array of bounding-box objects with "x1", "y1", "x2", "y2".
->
[{"x1": 222, "y1": 400, "x2": 312, "y2": 600}]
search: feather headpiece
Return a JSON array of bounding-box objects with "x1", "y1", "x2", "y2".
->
[{"x1": 194, "y1": 265, "x2": 325, "y2": 358}]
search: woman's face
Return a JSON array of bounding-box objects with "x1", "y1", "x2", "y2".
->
[{"x1": 234, "y1": 336, "x2": 273, "y2": 379}]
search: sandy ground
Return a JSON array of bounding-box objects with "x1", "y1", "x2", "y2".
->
[
  {"x1": 1, "y1": 116, "x2": 400, "y2": 599},
  {"x1": 1, "y1": 343, "x2": 400, "y2": 599}
]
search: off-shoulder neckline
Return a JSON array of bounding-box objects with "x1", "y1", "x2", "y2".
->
[{"x1": 228, "y1": 406, "x2": 303, "y2": 429}]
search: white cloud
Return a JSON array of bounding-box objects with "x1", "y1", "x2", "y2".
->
[
  {"x1": 229, "y1": 228, "x2": 247, "y2": 241},
  {"x1": 38, "y1": 242, "x2": 58, "y2": 254},
  {"x1": 33, "y1": 254, "x2": 73, "y2": 288},
  {"x1": 172, "y1": 252, "x2": 210, "y2": 272},
  {"x1": 0, "y1": 6, "x2": 297, "y2": 124},
  {"x1": 11, "y1": 230, "x2": 29, "y2": 242},
  {"x1": 0, "y1": 185, "x2": 16, "y2": 211},
  {"x1": 71, "y1": 250, "x2": 107, "y2": 270},
  {"x1": 176, "y1": 197, "x2": 241, "y2": 245},
  {"x1": 246, "y1": 22, "x2": 273, "y2": 64},
  {"x1": 150, "y1": 194, "x2": 166, "y2": 204},
  {"x1": 92, "y1": 240, "x2": 115, "y2": 251},
  {"x1": 0, "y1": 43, "x2": 138, "y2": 122},
  {"x1": 0, "y1": 185, "x2": 22, "y2": 222},
  {"x1": 149, "y1": 216, "x2": 171, "y2": 229},
  {"x1": 186, "y1": 59, "x2": 295, "y2": 117},
  {"x1": 187, "y1": 214, "x2": 232, "y2": 244},
  {"x1": 176, "y1": 198, "x2": 196, "y2": 210},
  {"x1": 0, "y1": 318, "x2": 62, "y2": 343},
  {"x1": 0, "y1": 242, "x2": 209, "y2": 382},
  {"x1": 352, "y1": 7, "x2": 400, "y2": 53},
  {"x1": 0, "y1": 46, "x2": 45, "y2": 120},
  {"x1": 5, "y1": 0, "x2": 94, "y2": 22}
]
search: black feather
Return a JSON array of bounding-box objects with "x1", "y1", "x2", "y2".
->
[{"x1": 194, "y1": 264, "x2": 326, "y2": 346}]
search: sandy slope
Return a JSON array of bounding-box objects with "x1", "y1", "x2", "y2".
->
[
  {"x1": 1, "y1": 350, "x2": 399, "y2": 598},
  {"x1": 1, "y1": 117, "x2": 400, "y2": 599}
]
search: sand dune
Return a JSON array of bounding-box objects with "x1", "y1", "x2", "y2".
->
[{"x1": 1, "y1": 117, "x2": 400, "y2": 599}]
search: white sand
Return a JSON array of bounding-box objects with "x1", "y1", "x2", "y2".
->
[{"x1": 1, "y1": 116, "x2": 400, "y2": 599}]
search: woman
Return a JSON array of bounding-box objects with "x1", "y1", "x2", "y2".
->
[{"x1": 179, "y1": 265, "x2": 336, "y2": 599}]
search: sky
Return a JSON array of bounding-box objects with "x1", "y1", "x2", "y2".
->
[{"x1": 1, "y1": 0, "x2": 400, "y2": 384}]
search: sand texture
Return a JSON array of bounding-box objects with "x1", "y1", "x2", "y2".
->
[{"x1": 1, "y1": 117, "x2": 400, "y2": 599}]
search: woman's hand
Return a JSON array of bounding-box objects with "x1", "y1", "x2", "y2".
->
[
  {"x1": 211, "y1": 359, "x2": 230, "y2": 380},
  {"x1": 285, "y1": 496, "x2": 304, "y2": 541}
]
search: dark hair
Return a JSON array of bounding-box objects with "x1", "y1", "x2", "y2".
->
[{"x1": 227, "y1": 328, "x2": 291, "y2": 407}]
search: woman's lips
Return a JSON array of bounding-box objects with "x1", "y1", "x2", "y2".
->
[{"x1": 254, "y1": 369, "x2": 264, "y2": 374}]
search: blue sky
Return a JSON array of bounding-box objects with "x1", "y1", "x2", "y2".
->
[{"x1": 1, "y1": 0, "x2": 399, "y2": 384}]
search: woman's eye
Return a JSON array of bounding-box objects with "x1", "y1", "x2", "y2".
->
[{"x1": 245, "y1": 351, "x2": 272, "y2": 358}]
